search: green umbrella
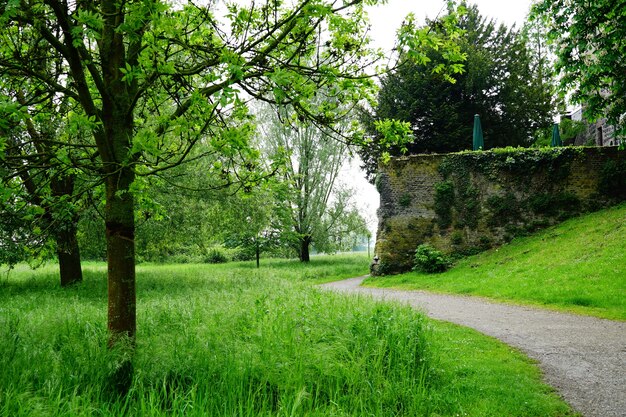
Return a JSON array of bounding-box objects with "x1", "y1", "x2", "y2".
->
[
  {"x1": 551, "y1": 123, "x2": 562, "y2": 147},
  {"x1": 473, "y1": 114, "x2": 484, "y2": 151}
]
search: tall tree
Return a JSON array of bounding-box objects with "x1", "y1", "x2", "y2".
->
[
  {"x1": 0, "y1": 0, "x2": 406, "y2": 392},
  {"x1": 359, "y1": 4, "x2": 555, "y2": 179},
  {"x1": 260, "y1": 103, "x2": 365, "y2": 262},
  {"x1": 532, "y1": 0, "x2": 626, "y2": 139}
]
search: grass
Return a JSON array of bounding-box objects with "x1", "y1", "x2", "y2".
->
[
  {"x1": 0, "y1": 255, "x2": 575, "y2": 416},
  {"x1": 365, "y1": 203, "x2": 626, "y2": 321}
]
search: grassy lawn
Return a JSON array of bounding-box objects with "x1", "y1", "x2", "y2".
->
[
  {"x1": 0, "y1": 257, "x2": 574, "y2": 416},
  {"x1": 365, "y1": 203, "x2": 626, "y2": 321}
]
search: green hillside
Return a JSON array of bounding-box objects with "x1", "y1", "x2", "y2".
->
[{"x1": 365, "y1": 203, "x2": 626, "y2": 320}]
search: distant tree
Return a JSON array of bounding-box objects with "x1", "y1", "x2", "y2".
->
[
  {"x1": 532, "y1": 119, "x2": 586, "y2": 147},
  {"x1": 221, "y1": 182, "x2": 287, "y2": 268},
  {"x1": 359, "y1": 4, "x2": 555, "y2": 179},
  {"x1": 532, "y1": 0, "x2": 626, "y2": 140},
  {"x1": 260, "y1": 104, "x2": 367, "y2": 262},
  {"x1": 311, "y1": 191, "x2": 371, "y2": 254}
]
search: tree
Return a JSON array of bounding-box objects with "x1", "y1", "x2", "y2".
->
[
  {"x1": 532, "y1": 0, "x2": 626, "y2": 139},
  {"x1": 0, "y1": 83, "x2": 86, "y2": 286},
  {"x1": 0, "y1": 0, "x2": 399, "y2": 392},
  {"x1": 222, "y1": 182, "x2": 287, "y2": 268},
  {"x1": 260, "y1": 103, "x2": 367, "y2": 262},
  {"x1": 359, "y1": 4, "x2": 555, "y2": 179}
]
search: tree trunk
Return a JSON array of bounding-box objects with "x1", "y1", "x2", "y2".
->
[
  {"x1": 256, "y1": 240, "x2": 260, "y2": 268},
  {"x1": 51, "y1": 175, "x2": 83, "y2": 287},
  {"x1": 299, "y1": 235, "x2": 311, "y2": 262},
  {"x1": 105, "y1": 167, "x2": 136, "y2": 394},
  {"x1": 57, "y1": 222, "x2": 83, "y2": 287}
]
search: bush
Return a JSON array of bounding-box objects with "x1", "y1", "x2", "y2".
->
[
  {"x1": 204, "y1": 247, "x2": 229, "y2": 264},
  {"x1": 413, "y1": 244, "x2": 451, "y2": 273}
]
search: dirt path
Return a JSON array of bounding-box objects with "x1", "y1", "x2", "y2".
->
[{"x1": 320, "y1": 276, "x2": 626, "y2": 417}]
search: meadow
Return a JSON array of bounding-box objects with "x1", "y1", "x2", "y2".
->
[
  {"x1": 365, "y1": 203, "x2": 626, "y2": 321},
  {"x1": 0, "y1": 255, "x2": 574, "y2": 416}
]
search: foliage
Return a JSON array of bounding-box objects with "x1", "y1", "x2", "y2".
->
[
  {"x1": 533, "y1": 119, "x2": 586, "y2": 147},
  {"x1": 434, "y1": 181, "x2": 454, "y2": 229},
  {"x1": 0, "y1": 203, "x2": 30, "y2": 266},
  {"x1": 599, "y1": 160, "x2": 626, "y2": 199},
  {"x1": 532, "y1": 0, "x2": 626, "y2": 139},
  {"x1": 438, "y1": 146, "x2": 584, "y2": 180},
  {"x1": 486, "y1": 193, "x2": 520, "y2": 227},
  {"x1": 398, "y1": 193, "x2": 412, "y2": 208},
  {"x1": 527, "y1": 192, "x2": 581, "y2": 219},
  {"x1": 204, "y1": 247, "x2": 229, "y2": 264},
  {"x1": 366, "y1": 203, "x2": 626, "y2": 321},
  {"x1": 360, "y1": 3, "x2": 556, "y2": 179},
  {"x1": 0, "y1": 257, "x2": 575, "y2": 416},
  {"x1": 413, "y1": 244, "x2": 452, "y2": 273},
  {"x1": 220, "y1": 177, "x2": 294, "y2": 267},
  {"x1": 259, "y1": 103, "x2": 369, "y2": 261},
  {"x1": 0, "y1": 84, "x2": 86, "y2": 282}
]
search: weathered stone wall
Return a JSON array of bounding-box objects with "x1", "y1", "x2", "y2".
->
[{"x1": 373, "y1": 147, "x2": 626, "y2": 274}]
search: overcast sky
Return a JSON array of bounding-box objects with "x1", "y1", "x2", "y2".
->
[
  {"x1": 367, "y1": 0, "x2": 534, "y2": 51},
  {"x1": 348, "y1": 0, "x2": 535, "y2": 240}
]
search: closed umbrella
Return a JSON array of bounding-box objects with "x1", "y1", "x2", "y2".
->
[
  {"x1": 551, "y1": 123, "x2": 562, "y2": 147},
  {"x1": 473, "y1": 114, "x2": 484, "y2": 151}
]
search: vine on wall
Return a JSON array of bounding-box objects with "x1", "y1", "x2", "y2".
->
[
  {"x1": 433, "y1": 147, "x2": 592, "y2": 254},
  {"x1": 374, "y1": 146, "x2": 626, "y2": 275}
]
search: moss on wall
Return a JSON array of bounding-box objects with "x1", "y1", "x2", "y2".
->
[{"x1": 374, "y1": 147, "x2": 626, "y2": 275}]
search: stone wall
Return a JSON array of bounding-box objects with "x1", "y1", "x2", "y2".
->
[{"x1": 373, "y1": 147, "x2": 626, "y2": 274}]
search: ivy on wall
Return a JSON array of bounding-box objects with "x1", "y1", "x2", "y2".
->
[
  {"x1": 433, "y1": 147, "x2": 595, "y2": 254},
  {"x1": 374, "y1": 146, "x2": 626, "y2": 275},
  {"x1": 600, "y1": 159, "x2": 626, "y2": 198},
  {"x1": 434, "y1": 181, "x2": 454, "y2": 229},
  {"x1": 438, "y1": 146, "x2": 586, "y2": 179}
]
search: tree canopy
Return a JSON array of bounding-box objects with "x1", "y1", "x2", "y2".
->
[
  {"x1": 532, "y1": 0, "x2": 626, "y2": 139},
  {"x1": 259, "y1": 102, "x2": 368, "y2": 262},
  {"x1": 359, "y1": 3, "x2": 556, "y2": 179}
]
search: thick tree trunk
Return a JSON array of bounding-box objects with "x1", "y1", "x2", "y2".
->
[
  {"x1": 299, "y1": 235, "x2": 311, "y2": 262},
  {"x1": 57, "y1": 222, "x2": 83, "y2": 287},
  {"x1": 104, "y1": 168, "x2": 136, "y2": 394}
]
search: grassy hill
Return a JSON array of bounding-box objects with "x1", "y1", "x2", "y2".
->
[{"x1": 365, "y1": 203, "x2": 626, "y2": 321}]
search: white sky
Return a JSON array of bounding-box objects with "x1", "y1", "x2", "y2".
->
[{"x1": 349, "y1": 0, "x2": 535, "y2": 239}]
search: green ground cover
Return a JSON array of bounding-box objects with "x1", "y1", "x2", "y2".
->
[
  {"x1": 0, "y1": 257, "x2": 574, "y2": 416},
  {"x1": 365, "y1": 203, "x2": 626, "y2": 321}
]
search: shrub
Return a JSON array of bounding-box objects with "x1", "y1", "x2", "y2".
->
[
  {"x1": 413, "y1": 244, "x2": 451, "y2": 273},
  {"x1": 204, "y1": 247, "x2": 229, "y2": 264}
]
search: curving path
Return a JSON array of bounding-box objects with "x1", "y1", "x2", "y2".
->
[{"x1": 320, "y1": 276, "x2": 626, "y2": 417}]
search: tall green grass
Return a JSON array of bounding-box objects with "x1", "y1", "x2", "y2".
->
[
  {"x1": 365, "y1": 203, "x2": 626, "y2": 320},
  {"x1": 0, "y1": 257, "x2": 574, "y2": 416}
]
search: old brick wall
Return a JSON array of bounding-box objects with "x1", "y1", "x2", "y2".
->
[{"x1": 373, "y1": 147, "x2": 626, "y2": 274}]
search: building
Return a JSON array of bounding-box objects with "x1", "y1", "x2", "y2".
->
[{"x1": 570, "y1": 107, "x2": 621, "y2": 147}]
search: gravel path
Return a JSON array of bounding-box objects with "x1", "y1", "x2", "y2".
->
[{"x1": 320, "y1": 276, "x2": 626, "y2": 417}]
